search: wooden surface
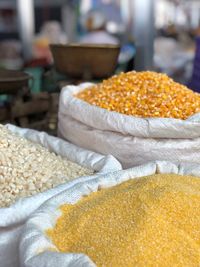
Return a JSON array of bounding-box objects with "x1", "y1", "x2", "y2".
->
[{"x1": 0, "y1": 91, "x2": 59, "y2": 133}]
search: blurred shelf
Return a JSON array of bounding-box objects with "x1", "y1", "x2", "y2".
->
[
  {"x1": 0, "y1": 0, "x2": 67, "y2": 9},
  {"x1": 0, "y1": 31, "x2": 17, "y2": 34}
]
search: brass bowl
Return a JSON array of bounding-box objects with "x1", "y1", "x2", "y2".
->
[
  {"x1": 0, "y1": 69, "x2": 31, "y2": 94},
  {"x1": 50, "y1": 43, "x2": 120, "y2": 79}
]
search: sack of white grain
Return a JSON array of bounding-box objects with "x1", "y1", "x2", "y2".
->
[
  {"x1": 0, "y1": 124, "x2": 121, "y2": 267},
  {"x1": 58, "y1": 71, "x2": 200, "y2": 168},
  {"x1": 20, "y1": 160, "x2": 200, "y2": 267}
]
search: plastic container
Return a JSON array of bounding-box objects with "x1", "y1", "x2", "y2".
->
[{"x1": 24, "y1": 67, "x2": 43, "y2": 94}]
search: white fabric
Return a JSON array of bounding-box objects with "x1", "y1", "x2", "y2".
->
[
  {"x1": 58, "y1": 83, "x2": 200, "y2": 168},
  {"x1": 154, "y1": 37, "x2": 194, "y2": 76},
  {"x1": 20, "y1": 160, "x2": 200, "y2": 267},
  {"x1": 79, "y1": 31, "x2": 119, "y2": 45},
  {"x1": 0, "y1": 124, "x2": 121, "y2": 267}
]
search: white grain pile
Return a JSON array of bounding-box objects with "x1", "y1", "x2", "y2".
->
[{"x1": 0, "y1": 125, "x2": 94, "y2": 207}]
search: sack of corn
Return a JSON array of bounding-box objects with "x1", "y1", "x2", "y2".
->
[
  {"x1": 20, "y1": 160, "x2": 200, "y2": 267},
  {"x1": 58, "y1": 71, "x2": 200, "y2": 168},
  {"x1": 0, "y1": 124, "x2": 121, "y2": 267}
]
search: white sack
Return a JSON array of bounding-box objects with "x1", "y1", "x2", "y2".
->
[
  {"x1": 0, "y1": 124, "x2": 121, "y2": 267},
  {"x1": 20, "y1": 160, "x2": 200, "y2": 267},
  {"x1": 58, "y1": 83, "x2": 200, "y2": 168}
]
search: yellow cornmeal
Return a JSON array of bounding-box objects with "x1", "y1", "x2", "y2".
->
[
  {"x1": 47, "y1": 174, "x2": 200, "y2": 266},
  {"x1": 76, "y1": 71, "x2": 200, "y2": 119}
]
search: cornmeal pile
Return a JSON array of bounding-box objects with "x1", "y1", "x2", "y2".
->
[{"x1": 48, "y1": 173, "x2": 200, "y2": 267}]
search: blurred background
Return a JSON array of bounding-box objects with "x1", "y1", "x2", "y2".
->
[{"x1": 0, "y1": 0, "x2": 200, "y2": 132}]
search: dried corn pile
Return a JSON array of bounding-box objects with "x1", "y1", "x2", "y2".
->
[
  {"x1": 77, "y1": 71, "x2": 200, "y2": 119},
  {"x1": 48, "y1": 173, "x2": 200, "y2": 267},
  {"x1": 0, "y1": 125, "x2": 93, "y2": 207}
]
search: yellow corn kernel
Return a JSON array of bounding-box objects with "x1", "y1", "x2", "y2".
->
[
  {"x1": 47, "y1": 173, "x2": 200, "y2": 267},
  {"x1": 76, "y1": 71, "x2": 200, "y2": 119}
]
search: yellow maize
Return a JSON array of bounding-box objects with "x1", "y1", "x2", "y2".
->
[{"x1": 76, "y1": 71, "x2": 200, "y2": 119}]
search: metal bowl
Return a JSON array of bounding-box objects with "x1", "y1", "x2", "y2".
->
[
  {"x1": 50, "y1": 43, "x2": 120, "y2": 79},
  {"x1": 0, "y1": 69, "x2": 31, "y2": 95}
]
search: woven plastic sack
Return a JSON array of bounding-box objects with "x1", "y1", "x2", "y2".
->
[
  {"x1": 20, "y1": 160, "x2": 200, "y2": 267},
  {"x1": 0, "y1": 124, "x2": 121, "y2": 267},
  {"x1": 58, "y1": 83, "x2": 200, "y2": 168}
]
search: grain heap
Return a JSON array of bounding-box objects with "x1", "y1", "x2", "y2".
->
[
  {"x1": 0, "y1": 125, "x2": 93, "y2": 207},
  {"x1": 77, "y1": 71, "x2": 200, "y2": 119},
  {"x1": 48, "y1": 173, "x2": 200, "y2": 267}
]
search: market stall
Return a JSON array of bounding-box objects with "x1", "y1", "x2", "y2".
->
[
  {"x1": 1, "y1": 0, "x2": 200, "y2": 266},
  {"x1": 1, "y1": 67, "x2": 200, "y2": 267}
]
